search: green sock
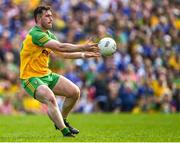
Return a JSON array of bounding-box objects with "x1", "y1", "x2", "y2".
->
[{"x1": 61, "y1": 127, "x2": 70, "y2": 135}]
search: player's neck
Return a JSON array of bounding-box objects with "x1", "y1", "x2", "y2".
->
[{"x1": 36, "y1": 24, "x2": 48, "y2": 32}]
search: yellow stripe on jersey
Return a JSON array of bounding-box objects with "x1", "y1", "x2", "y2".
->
[{"x1": 39, "y1": 35, "x2": 49, "y2": 43}]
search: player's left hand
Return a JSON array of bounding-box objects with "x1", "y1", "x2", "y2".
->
[
  {"x1": 82, "y1": 39, "x2": 99, "y2": 52},
  {"x1": 83, "y1": 51, "x2": 100, "y2": 58}
]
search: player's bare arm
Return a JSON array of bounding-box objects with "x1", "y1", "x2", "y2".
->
[
  {"x1": 44, "y1": 39, "x2": 99, "y2": 53},
  {"x1": 51, "y1": 51, "x2": 100, "y2": 59}
]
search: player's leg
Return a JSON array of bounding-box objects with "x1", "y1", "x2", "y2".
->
[
  {"x1": 51, "y1": 75, "x2": 80, "y2": 134},
  {"x1": 35, "y1": 85, "x2": 74, "y2": 137},
  {"x1": 35, "y1": 85, "x2": 65, "y2": 129},
  {"x1": 52, "y1": 75, "x2": 80, "y2": 118}
]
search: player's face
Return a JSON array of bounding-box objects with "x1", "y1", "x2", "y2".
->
[{"x1": 40, "y1": 10, "x2": 53, "y2": 29}]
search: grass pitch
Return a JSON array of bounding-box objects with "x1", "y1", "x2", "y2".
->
[{"x1": 0, "y1": 113, "x2": 180, "y2": 142}]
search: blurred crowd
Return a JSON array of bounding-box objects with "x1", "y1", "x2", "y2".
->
[{"x1": 0, "y1": 0, "x2": 179, "y2": 115}]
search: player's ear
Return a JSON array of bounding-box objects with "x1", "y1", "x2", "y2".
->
[
  {"x1": 36, "y1": 14, "x2": 42, "y2": 23},
  {"x1": 37, "y1": 15, "x2": 41, "y2": 21}
]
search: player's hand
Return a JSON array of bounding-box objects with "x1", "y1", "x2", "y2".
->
[
  {"x1": 82, "y1": 39, "x2": 99, "y2": 52},
  {"x1": 82, "y1": 51, "x2": 100, "y2": 58}
]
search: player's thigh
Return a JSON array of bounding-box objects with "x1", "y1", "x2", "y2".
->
[
  {"x1": 35, "y1": 85, "x2": 56, "y2": 105},
  {"x1": 52, "y1": 75, "x2": 80, "y2": 98}
]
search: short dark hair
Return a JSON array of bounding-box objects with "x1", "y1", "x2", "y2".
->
[{"x1": 34, "y1": 6, "x2": 52, "y2": 23}]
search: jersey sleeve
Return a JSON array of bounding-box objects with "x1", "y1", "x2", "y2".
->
[
  {"x1": 31, "y1": 31, "x2": 52, "y2": 47},
  {"x1": 49, "y1": 31, "x2": 58, "y2": 40}
]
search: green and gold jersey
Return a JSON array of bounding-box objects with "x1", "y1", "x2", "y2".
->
[{"x1": 20, "y1": 26, "x2": 57, "y2": 79}]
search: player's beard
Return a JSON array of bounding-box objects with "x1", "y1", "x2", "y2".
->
[{"x1": 41, "y1": 21, "x2": 52, "y2": 30}]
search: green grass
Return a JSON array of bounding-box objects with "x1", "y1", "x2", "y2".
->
[{"x1": 0, "y1": 113, "x2": 180, "y2": 142}]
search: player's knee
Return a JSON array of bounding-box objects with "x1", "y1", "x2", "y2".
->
[
  {"x1": 48, "y1": 96, "x2": 56, "y2": 106},
  {"x1": 42, "y1": 95, "x2": 56, "y2": 106},
  {"x1": 72, "y1": 86, "x2": 80, "y2": 100}
]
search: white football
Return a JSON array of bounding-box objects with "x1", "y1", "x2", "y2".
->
[{"x1": 98, "y1": 37, "x2": 117, "y2": 56}]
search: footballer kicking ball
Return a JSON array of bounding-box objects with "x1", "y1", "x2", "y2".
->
[{"x1": 98, "y1": 37, "x2": 117, "y2": 56}]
